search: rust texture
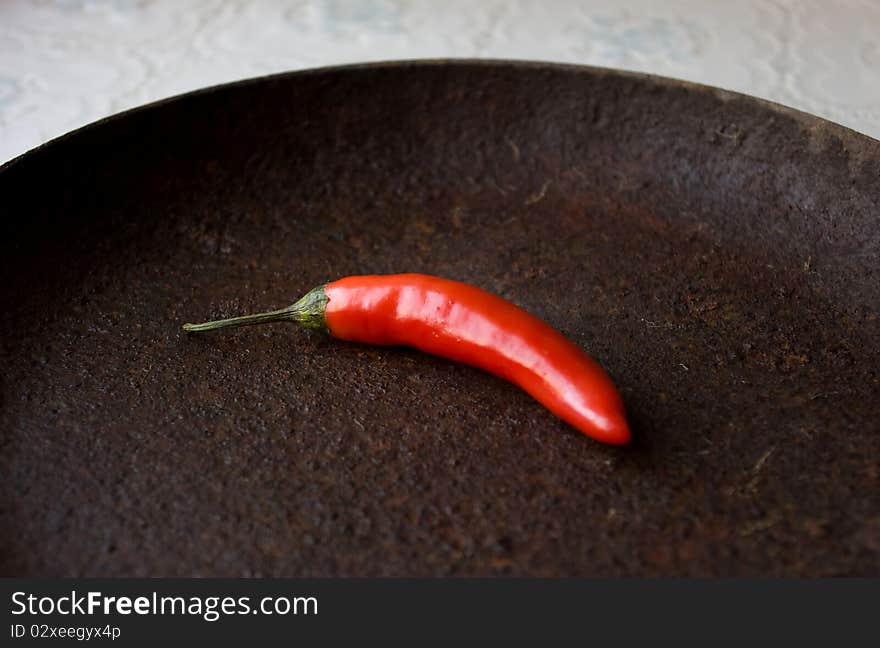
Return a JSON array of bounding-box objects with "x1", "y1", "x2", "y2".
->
[{"x1": 1, "y1": 61, "x2": 878, "y2": 576}]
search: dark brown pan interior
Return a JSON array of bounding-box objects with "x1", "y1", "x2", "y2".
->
[{"x1": 1, "y1": 61, "x2": 878, "y2": 576}]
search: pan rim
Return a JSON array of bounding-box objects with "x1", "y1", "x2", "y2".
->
[{"x1": 2, "y1": 57, "x2": 878, "y2": 176}]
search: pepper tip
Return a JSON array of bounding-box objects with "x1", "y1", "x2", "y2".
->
[{"x1": 599, "y1": 415, "x2": 632, "y2": 446}]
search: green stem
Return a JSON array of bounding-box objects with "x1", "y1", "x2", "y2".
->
[
  {"x1": 182, "y1": 284, "x2": 329, "y2": 334},
  {"x1": 182, "y1": 306, "x2": 297, "y2": 332}
]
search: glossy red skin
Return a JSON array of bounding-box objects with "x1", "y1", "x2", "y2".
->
[{"x1": 324, "y1": 274, "x2": 630, "y2": 445}]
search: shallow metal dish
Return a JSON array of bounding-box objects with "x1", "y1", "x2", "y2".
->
[{"x1": 2, "y1": 61, "x2": 878, "y2": 576}]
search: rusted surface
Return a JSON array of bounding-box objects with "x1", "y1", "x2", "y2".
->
[{"x1": 1, "y1": 61, "x2": 878, "y2": 577}]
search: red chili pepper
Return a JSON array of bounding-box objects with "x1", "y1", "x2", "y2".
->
[{"x1": 183, "y1": 274, "x2": 630, "y2": 445}]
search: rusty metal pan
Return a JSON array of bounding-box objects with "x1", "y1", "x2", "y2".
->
[{"x1": 1, "y1": 60, "x2": 878, "y2": 576}]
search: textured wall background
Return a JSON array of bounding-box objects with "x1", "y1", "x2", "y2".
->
[{"x1": 2, "y1": 0, "x2": 879, "y2": 163}]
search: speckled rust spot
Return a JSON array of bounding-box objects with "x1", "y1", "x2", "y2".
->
[{"x1": 1, "y1": 61, "x2": 878, "y2": 577}]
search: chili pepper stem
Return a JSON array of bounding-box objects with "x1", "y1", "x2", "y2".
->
[
  {"x1": 182, "y1": 306, "x2": 296, "y2": 332},
  {"x1": 182, "y1": 284, "x2": 329, "y2": 333}
]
